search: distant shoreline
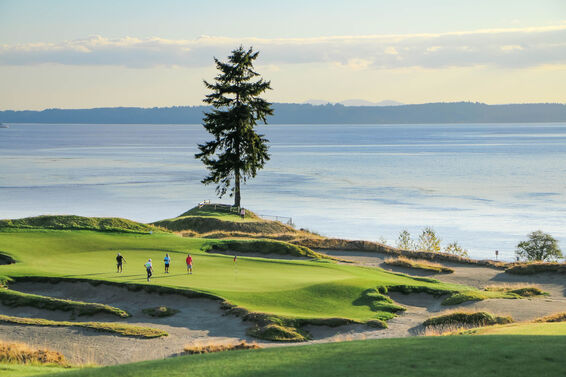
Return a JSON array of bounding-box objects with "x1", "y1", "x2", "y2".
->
[{"x1": 2, "y1": 102, "x2": 566, "y2": 124}]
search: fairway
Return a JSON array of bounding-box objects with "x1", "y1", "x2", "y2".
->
[
  {"x1": 0, "y1": 229, "x2": 478, "y2": 322},
  {"x1": 23, "y1": 335, "x2": 566, "y2": 377}
]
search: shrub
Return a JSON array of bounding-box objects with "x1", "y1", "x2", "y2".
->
[
  {"x1": 516, "y1": 230, "x2": 563, "y2": 262},
  {"x1": 444, "y1": 242, "x2": 469, "y2": 258},
  {"x1": 417, "y1": 227, "x2": 441, "y2": 253},
  {"x1": 397, "y1": 230, "x2": 414, "y2": 250}
]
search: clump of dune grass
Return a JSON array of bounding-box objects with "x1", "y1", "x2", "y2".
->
[
  {"x1": 384, "y1": 256, "x2": 454, "y2": 273},
  {"x1": 183, "y1": 340, "x2": 260, "y2": 355},
  {"x1": 0, "y1": 287, "x2": 130, "y2": 318},
  {"x1": 142, "y1": 306, "x2": 179, "y2": 318},
  {"x1": 0, "y1": 314, "x2": 167, "y2": 338},
  {"x1": 248, "y1": 323, "x2": 309, "y2": 342},
  {"x1": 534, "y1": 312, "x2": 566, "y2": 323},
  {"x1": 203, "y1": 239, "x2": 333, "y2": 260},
  {"x1": 505, "y1": 262, "x2": 566, "y2": 275},
  {"x1": 483, "y1": 283, "x2": 548, "y2": 297},
  {"x1": 423, "y1": 310, "x2": 513, "y2": 328},
  {"x1": 0, "y1": 340, "x2": 68, "y2": 366}
]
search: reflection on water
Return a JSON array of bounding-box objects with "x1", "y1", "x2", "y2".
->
[{"x1": 1, "y1": 123, "x2": 566, "y2": 261}]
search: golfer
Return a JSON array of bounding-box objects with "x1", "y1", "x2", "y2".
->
[
  {"x1": 186, "y1": 254, "x2": 193, "y2": 274},
  {"x1": 164, "y1": 253, "x2": 171, "y2": 273},
  {"x1": 145, "y1": 259, "x2": 153, "y2": 282},
  {"x1": 116, "y1": 253, "x2": 126, "y2": 273}
]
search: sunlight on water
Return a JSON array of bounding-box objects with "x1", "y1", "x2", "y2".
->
[{"x1": 1, "y1": 123, "x2": 565, "y2": 261}]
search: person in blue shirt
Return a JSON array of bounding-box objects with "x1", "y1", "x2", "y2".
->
[{"x1": 164, "y1": 253, "x2": 171, "y2": 274}]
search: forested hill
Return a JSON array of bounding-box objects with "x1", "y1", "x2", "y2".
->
[{"x1": 1, "y1": 102, "x2": 566, "y2": 124}]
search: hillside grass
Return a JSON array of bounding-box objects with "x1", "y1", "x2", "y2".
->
[
  {"x1": 152, "y1": 205, "x2": 299, "y2": 235},
  {"x1": 0, "y1": 314, "x2": 167, "y2": 338},
  {"x1": 0, "y1": 226, "x2": 528, "y2": 339},
  {"x1": 40, "y1": 336, "x2": 566, "y2": 377},
  {"x1": 0, "y1": 363, "x2": 70, "y2": 377},
  {"x1": 463, "y1": 322, "x2": 566, "y2": 336},
  {"x1": 0, "y1": 216, "x2": 157, "y2": 234},
  {"x1": 0, "y1": 288, "x2": 129, "y2": 318}
]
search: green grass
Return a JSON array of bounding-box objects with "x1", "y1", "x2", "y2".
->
[
  {"x1": 39, "y1": 336, "x2": 566, "y2": 377},
  {"x1": 0, "y1": 314, "x2": 167, "y2": 338},
  {"x1": 0, "y1": 216, "x2": 157, "y2": 234},
  {"x1": 0, "y1": 363, "x2": 70, "y2": 377},
  {"x1": 464, "y1": 322, "x2": 566, "y2": 335},
  {"x1": 0, "y1": 228, "x2": 524, "y2": 338},
  {"x1": 0, "y1": 288, "x2": 129, "y2": 318},
  {"x1": 152, "y1": 205, "x2": 296, "y2": 234},
  {"x1": 205, "y1": 239, "x2": 330, "y2": 260}
]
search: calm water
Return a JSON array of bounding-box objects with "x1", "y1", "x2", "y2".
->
[{"x1": 1, "y1": 123, "x2": 565, "y2": 261}]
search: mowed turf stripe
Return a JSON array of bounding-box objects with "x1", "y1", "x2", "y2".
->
[{"x1": 43, "y1": 335, "x2": 566, "y2": 377}]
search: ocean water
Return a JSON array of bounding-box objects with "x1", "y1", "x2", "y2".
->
[{"x1": 1, "y1": 123, "x2": 565, "y2": 261}]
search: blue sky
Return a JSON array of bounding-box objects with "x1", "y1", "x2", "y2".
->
[{"x1": 1, "y1": 0, "x2": 565, "y2": 109}]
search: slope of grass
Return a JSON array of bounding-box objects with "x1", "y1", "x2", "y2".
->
[
  {"x1": 204, "y1": 239, "x2": 330, "y2": 260},
  {"x1": 152, "y1": 205, "x2": 297, "y2": 234},
  {"x1": 0, "y1": 288, "x2": 129, "y2": 318},
  {"x1": 0, "y1": 314, "x2": 167, "y2": 338},
  {"x1": 0, "y1": 363, "x2": 70, "y2": 377},
  {"x1": 0, "y1": 216, "x2": 156, "y2": 234},
  {"x1": 463, "y1": 322, "x2": 566, "y2": 336},
  {"x1": 42, "y1": 336, "x2": 566, "y2": 377},
  {"x1": 0, "y1": 228, "x2": 524, "y2": 339}
]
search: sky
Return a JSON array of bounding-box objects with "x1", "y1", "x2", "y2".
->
[{"x1": 1, "y1": 0, "x2": 565, "y2": 109}]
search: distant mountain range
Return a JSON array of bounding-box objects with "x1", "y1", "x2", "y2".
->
[
  {"x1": 1, "y1": 102, "x2": 565, "y2": 124},
  {"x1": 305, "y1": 99, "x2": 404, "y2": 106}
]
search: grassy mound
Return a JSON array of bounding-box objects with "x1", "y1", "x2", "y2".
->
[
  {"x1": 423, "y1": 311, "x2": 513, "y2": 328},
  {"x1": 152, "y1": 204, "x2": 300, "y2": 235},
  {"x1": 0, "y1": 287, "x2": 130, "y2": 318},
  {"x1": 384, "y1": 257, "x2": 454, "y2": 273},
  {"x1": 0, "y1": 215, "x2": 157, "y2": 234},
  {"x1": 38, "y1": 336, "x2": 566, "y2": 377},
  {"x1": 483, "y1": 284, "x2": 547, "y2": 297},
  {"x1": 142, "y1": 306, "x2": 179, "y2": 318},
  {"x1": 0, "y1": 340, "x2": 68, "y2": 366},
  {"x1": 0, "y1": 314, "x2": 167, "y2": 338},
  {"x1": 505, "y1": 262, "x2": 566, "y2": 275},
  {"x1": 204, "y1": 239, "x2": 329, "y2": 260}
]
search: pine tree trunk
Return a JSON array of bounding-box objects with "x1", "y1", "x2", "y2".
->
[{"x1": 234, "y1": 169, "x2": 241, "y2": 207}]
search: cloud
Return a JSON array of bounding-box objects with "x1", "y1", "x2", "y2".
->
[{"x1": 1, "y1": 25, "x2": 565, "y2": 69}]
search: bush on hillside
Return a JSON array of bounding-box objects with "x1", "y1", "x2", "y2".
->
[{"x1": 516, "y1": 231, "x2": 563, "y2": 262}]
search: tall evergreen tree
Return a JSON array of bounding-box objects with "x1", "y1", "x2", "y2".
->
[{"x1": 195, "y1": 46, "x2": 273, "y2": 207}]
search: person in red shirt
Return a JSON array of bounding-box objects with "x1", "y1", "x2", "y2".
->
[{"x1": 186, "y1": 254, "x2": 193, "y2": 274}]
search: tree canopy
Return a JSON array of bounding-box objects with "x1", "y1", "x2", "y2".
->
[
  {"x1": 516, "y1": 231, "x2": 563, "y2": 262},
  {"x1": 195, "y1": 46, "x2": 273, "y2": 207}
]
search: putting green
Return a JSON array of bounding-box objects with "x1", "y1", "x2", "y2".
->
[{"x1": 0, "y1": 229, "x2": 487, "y2": 322}]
